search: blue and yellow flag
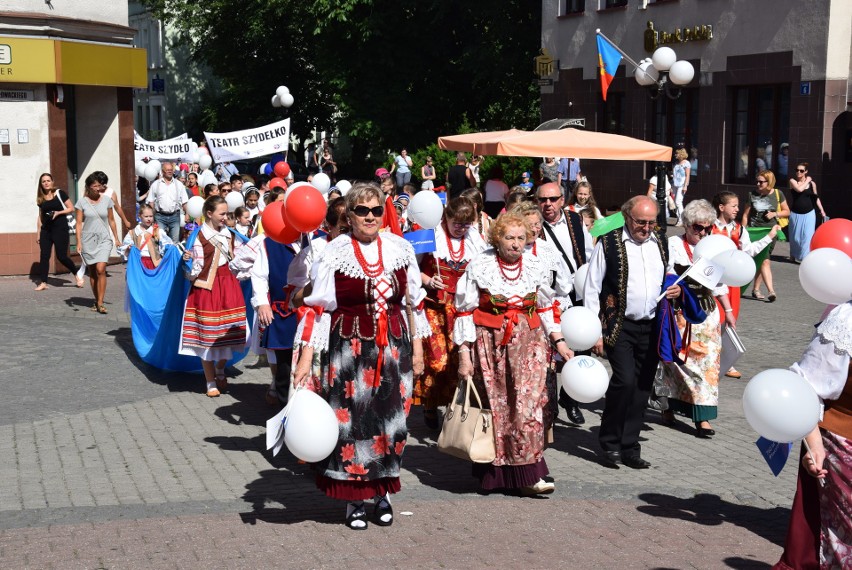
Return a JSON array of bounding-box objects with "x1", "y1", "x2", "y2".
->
[{"x1": 596, "y1": 35, "x2": 623, "y2": 101}]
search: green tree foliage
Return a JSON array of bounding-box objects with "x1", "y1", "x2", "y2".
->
[{"x1": 143, "y1": 0, "x2": 541, "y2": 166}]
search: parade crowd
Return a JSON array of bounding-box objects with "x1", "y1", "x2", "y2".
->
[{"x1": 32, "y1": 148, "x2": 850, "y2": 567}]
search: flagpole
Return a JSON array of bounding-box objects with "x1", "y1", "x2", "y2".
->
[{"x1": 595, "y1": 29, "x2": 642, "y2": 69}]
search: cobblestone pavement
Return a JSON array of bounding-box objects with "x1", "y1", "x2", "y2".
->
[{"x1": 0, "y1": 239, "x2": 828, "y2": 569}]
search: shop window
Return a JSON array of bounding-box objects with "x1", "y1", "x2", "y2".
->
[
  {"x1": 560, "y1": 0, "x2": 585, "y2": 14},
  {"x1": 729, "y1": 85, "x2": 790, "y2": 184},
  {"x1": 603, "y1": 0, "x2": 628, "y2": 8},
  {"x1": 652, "y1": 89, "x2": 699, "y2": 171},
  {"x1": 600, "y1": 92, "x2": 624, "y2": 134}
]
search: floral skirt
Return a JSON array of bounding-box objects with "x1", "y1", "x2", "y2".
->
[
  {"x1": 414, "y1": 301, "x2": 459, "y2": 408},
  {"x1": 310, "y1": 320, "x2": 414, "y2": 495},
  {"x1": 819, "y1": 429, "x2": 852, "y2": 568},
  {"x1": 473, "y1": 318, "x2": 549, "y2": 468}
]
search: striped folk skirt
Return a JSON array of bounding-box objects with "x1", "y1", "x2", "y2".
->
[{"x1": 179, "y1": 268, "x2": 247, "y2": 361}]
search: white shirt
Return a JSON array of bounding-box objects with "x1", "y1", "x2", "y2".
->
[
  {"x1": 712, "y1": 219, "x2": 774, "y2": 257},
  {"x1": 648, "y1": 175, "x2": 672, "y2": 193},
  {"x1": 187, "y1": 224, "x2": 233, "y2": 278},
  {"x1": 483, "y1": 179, "x2": 510, "y2": 203},
  {"x1": 542, "y1": 211, "x2": 594, "y2": 271},
  {"x1": 791, "y1": 301, "x2": 851, "y2": 403},
  {"x1": 585, "y1": 228, "x2": 672, "y2": 321},
  {"x1": 146, "y1": 177, "x2": 188, "y2": 214}
]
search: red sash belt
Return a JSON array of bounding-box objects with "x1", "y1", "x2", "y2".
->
[
  {"x1": 297, "y1": 305, "x2": 324, "y2": 343},
  {"x1": 473, "y1": 305, "x2": 541, "y2": 345}
]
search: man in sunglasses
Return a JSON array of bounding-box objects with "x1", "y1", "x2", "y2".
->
[
  {"x1": 537, "y1": 182, "x2": 594, "y2": 425},
  {"x1": 585, "y1": 195, "x2": 680, "y2": 469}
]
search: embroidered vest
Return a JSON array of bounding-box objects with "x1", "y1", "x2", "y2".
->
[
  {"x1": 711, "y1": 222, "x2": 742, "y2": 248},
  {"x1": 332, "y1": 268, "x2": 408, "y2": 341},
  {"x1": 419, "y1": 254, "x2": 469, "y2": 304},
  {"x1": 193, "y1": 232, "x2": 235, "y2": 291},
  {"x1": 598, "y1": 228, "x2": 668, "y2": 347},
  {"x1": 542, "y1": 210, "x2": 587, "y2": 268},
  {"x1": 262, "y1": 239, "x2": 298, "y2": 350},
  {"x1": 134, "y1": 227, "x2": 162, "y2": 267},
  {"x1": 820, "y1": 362, "x2": 852, "y2": 440}
]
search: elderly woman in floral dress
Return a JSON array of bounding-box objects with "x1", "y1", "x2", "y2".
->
[
  {"x1": 293, "y1": 182, "x2": 431, "y2": 531},
  {"x1": 416, "y1": 196, "x2": 487, "y2": 428},
  {"x1": 455, "y1": 212, "x2": 573, "y2": 496}
]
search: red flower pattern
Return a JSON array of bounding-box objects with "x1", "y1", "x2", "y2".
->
[
  {"x1": 394, "y1": 440, "x2": 406, "y2": 455},
  {"x1": 344, "y1": 463, "x2": 368, "y2": 475},
  {"x1": 403, "y1": 397, "x2": 413, "y2": 416},
  {"x1": 345, "y1": 380, "x2": 355, "y2": 399},
  {"x1": 391, "y1": 347, "x2": 400, "y2": 360},
  {"x1": 341, "y1": 443, "x2": 355, "y2": 462},
  {"x1": 335, "y1": 408, "x2": 351, "y2": 424},
  {"x1": 350, "y1": 338, "x2": 362, "y2": 356},
  {"x1": 362, "y1": 367, "x2": 380, "y2": 389},
  {"x1": 328, "y1": 364, "x2": 337, "y2": 387},
  {"x1": 399, "y1": 381, "x2": 406, "y2": 398},
  {"x1": 372, "y1": 434, "x2": 391, "y2": 456}
]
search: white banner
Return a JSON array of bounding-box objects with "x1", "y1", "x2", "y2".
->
[
  {"x1": 134, "y1": 132, "x2": 195, "y2": 161},
  {"x1": 204, "y1": 118, "x2": 290, "y2": 163}
]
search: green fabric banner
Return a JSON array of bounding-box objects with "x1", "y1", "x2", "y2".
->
[
  {"x1": 740, "y1": 226, "x2": 786, "y2": 294},
  {"x1": 590, "y1": 212, "x2": 624, "y2": 237}
]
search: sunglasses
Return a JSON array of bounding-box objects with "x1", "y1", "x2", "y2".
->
[
  {"x1": 350, "y1": 205, "x2": 384, "y2": 218},
  {"x1": 756, "y1": 179, "x2": 767, "y2": 184},
  {"x1": 691, "y1": 223, "x2": 714, "y2": 234},
  {"x1": 626, "y1": 214, "x2": 656, "y2": 228},
  {"x1": 537, "y1": 196, "x2": 562, "y2": 203},
  {"x1": 796, "y1": 169, "x2": 806, "y2": 173}
]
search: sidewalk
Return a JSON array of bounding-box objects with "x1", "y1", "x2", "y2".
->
[{"x1": 0, "y1": 239, "x2": 826, "y2": 569}]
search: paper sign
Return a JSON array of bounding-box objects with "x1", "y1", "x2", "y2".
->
[
  {"x1": 755, "y1": 437, "x2": 793, "y2": 476},
  {"x1": 17, "y1": 129, "x2": 28, "y2": 144},
  {"x1": 265, "y1": 406, "x2": 288, "y2": 457},
  {"x1": 720, "y1": 325, "x2": 746, "y2": 373},
  {"x1": 683, "y1": 255, "x2": 723, "y2": 289},
  {"x1": 404, "y1": 229, "x2": 437, "y2": 254}
]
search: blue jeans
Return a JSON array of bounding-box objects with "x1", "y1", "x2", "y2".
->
[
  {"x1": 395, "y1": 171, "x2": 411, "y2": 189},
  {"x1": 155, "y1": 211, "x2": 182, "y2": 243}
]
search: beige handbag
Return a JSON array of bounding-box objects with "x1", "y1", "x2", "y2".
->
[{"x1": 437, "y1": 376, "x2": 496, "y2": 463}]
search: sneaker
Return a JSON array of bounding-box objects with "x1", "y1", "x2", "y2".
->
[{"x1": 521, "y1": 479, "x2": 555, "y2": 496}]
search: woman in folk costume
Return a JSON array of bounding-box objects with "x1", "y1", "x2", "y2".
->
[
  {"x1": 711, "y1": 191, "x2": 780, "y2": 378},
  {"x1": 180, "y1": 196, "x2": 248, "y2": 397},
  {"x1": 455, "y1": 212, "x2": 573, "y2": 496},
  {"x1": 774, "y1": 301, "x2": 852, "y2": 570},
  {"x1": 659, "y1": 200, "x2": 733, "y2": 438},
  {"x1": 292, "y1": 182, "x2": 431, "y2": 531},
  {"x1": 120, "y1": 204, "x2": 173, "y2": 269},
  {"x1": 416, "y1": 196, "x2": 487, "y2": 429}
]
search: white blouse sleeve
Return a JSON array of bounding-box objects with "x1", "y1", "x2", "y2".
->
[
  {"x1": 453, "y1": 264, "x2": 479, "y2": 345},
  {"x1": 294, "y1": 256, "x2": 335, "y2": 351},
  {"x1": 249, "y1": 244, "x2": 270, "y2": 309},
  {"x1": 229, "y1": 235, "x2": 262, "y2": 281},
  {"x1": 739, "y1": 228, "x2": 773, "y2": 258},
  {"x1": 790, "y1": 335, "x2": 849, "y2": 403},
  {"x1": 405, "y1": 257, "x2": 432, "y2": 339},
  {"x1": 536, "y1": 266, "x2": 560, "y2": 336},
  {"x1": 287, "y1": 245, "x2": 313, "y2": 289},
  {"x1": 186, "y1": 238, "x2": 205, "y2": 279},
  {"x1": 158, "y1": 232, "x2": 173, "y2": 256}
]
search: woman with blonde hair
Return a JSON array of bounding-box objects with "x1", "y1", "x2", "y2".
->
[
  {"x1": 35, "y1": 173, "x2": 83, "y2": 290},
  {"x1": 455, "y1": 212, "x2": 572, "y2": 496},
  {"x1": 740, "y1": 170, "x2": 789, "y2": 302},
  {"x1": 672, "y1": 148, "x2": 691, "y2": 226}
]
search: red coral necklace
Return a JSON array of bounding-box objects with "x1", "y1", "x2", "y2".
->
[
  {"x1": 352, "y1": 236, "x2": 384, "y2": 278},
  {"x1": 497, "y1": 255, "x2": 522, "y2": 282},
  {"x1": 446, "y1": 231, "x2": 465, "y2": 262}
]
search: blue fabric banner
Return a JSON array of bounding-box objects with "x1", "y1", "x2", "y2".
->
[
  {"x1": 404, "y1": 229, "x2": 437, "y2": 254},
  {"x1": 755, "y1": 436, "x2": 793, "y2": 477}
]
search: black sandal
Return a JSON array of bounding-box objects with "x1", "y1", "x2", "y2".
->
[
  {"x1": 374, "y1": 497, "x2": 393, "y2": 527},
  {"x1": 345, "y1": 502, "x2": 368, "y2": 531}
]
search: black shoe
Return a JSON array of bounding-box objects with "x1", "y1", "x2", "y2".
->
[
  {"x1": 373, "y1": 498, "x2": 393, "y2": 527},
  {"x1": 345, "y1": 502, "x2": 368, "y2": 530},
  {"x1": 601, "y1": 450, "x2": 621, "y2": 468},
  {"x1": 621, "y1": 455, "x2": 651, "y2": 469},
  {"x1": 695, "y1": 423, "x2": 715, "y2": 438},
  {"x1": 567, "y1": 405, "x2": 586, "y2": 425},
  {"x1": 423, "y1": 408, "x2": 440, "y2": 430}
]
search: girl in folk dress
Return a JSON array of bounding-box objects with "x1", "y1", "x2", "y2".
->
[
  {"x1": 416, "y1": 196, "x2": 487, "y2": 428},
  {"x1": 120, "y1": 204, "x2": 173, "y2": 269},
  {"x1": 179, "y1": 196, "x2": 247, "y2": 397},
  {"x1": 455, "y1": 212, "x2": 572, "y2": 496},
  {"x1": 293, "y1": 182, "x2": 430, "y2": 530}
]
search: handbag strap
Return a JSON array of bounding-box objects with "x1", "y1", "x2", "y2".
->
[{"x1": 462, "y1": 375, "x2": 485, "y2": 412}]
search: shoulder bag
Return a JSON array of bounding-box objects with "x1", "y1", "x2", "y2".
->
[
  {"x1": 437, "y1": 376, "x2": 496, "y2": 463},
  {"x1": 55, "y1": 191, "x2": 77, "y2": 235},
  {"x1": 774, "y1": 189, "x2": 789, "y2": 228}
]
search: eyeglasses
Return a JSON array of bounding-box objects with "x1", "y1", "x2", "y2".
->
[
  {"x1": 796, "y1": 169, "x2": 806, "y2": 173},
  {"x1": 626, "y1": 214, "x2": 656, "y2": 228},
  {"x1": 691, "y1": 223, "x2": 713, "y2": 234},
  {"x1": 379, "y1": 173, "x2": 391, "y2": 179},
  {"x1": 537, "y1": 196, "x2": 562, "y2": 204},
  {"x1": 451, "y1": 221, "x2": 473, "y2": 229},
  {"x1": 756, "y1": 179, "x2": 767, "y2": 184},
  {"x1": 350, "y1": 205, "x2": 384, "y2": 218}
]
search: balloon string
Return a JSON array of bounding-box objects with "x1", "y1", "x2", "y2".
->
[{"x1": 802, "y1": 438, "x2": 827, "y2": 488}]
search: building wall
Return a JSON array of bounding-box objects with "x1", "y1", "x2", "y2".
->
[{"x1": 3, "y1": 1, "x2": 128, "y2": 28}]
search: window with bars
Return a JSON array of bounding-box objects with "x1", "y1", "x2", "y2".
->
[
  {"x1": 729, "y1": 85, "x2": 790, "y2": 184},
  {"x1": 604, "y1": 0, "x2": 628, "y2": 8},
  {"x1": 652, "y1": 89, "x2": 699, "y2": 170},
  {"x1": 561, "y1": 0, "x2": 585, "y2": 14}
]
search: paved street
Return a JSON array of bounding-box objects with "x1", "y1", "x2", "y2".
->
[{"x1": 0, "y1": 238, "x2": 828, "y2": 569}]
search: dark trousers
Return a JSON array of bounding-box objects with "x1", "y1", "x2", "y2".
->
[
  {"x1": 599, "y1": 318, "x2": 658, "y2": 457},
  {"x1": 272, "y1": 348, "x2": 293, "y2": 404},
  {"x1": 39, "y1": 225, "x2": 78, "y2": 283}
]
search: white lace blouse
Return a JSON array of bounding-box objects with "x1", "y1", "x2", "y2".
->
[
  {"x1": 791, "y1": 301, "x2": 852, "y2": 403},
  {"x1": 529, "y1": 238, "x2": 574, "y2": 311},
  {"x1": 453, "y1": 249, "x2": 560, "y2": 344},
  {"x1": 295, "y1": 233, "x2": 431, "y2": 351},
  {"x1": 186, "y1": 224, "x2": 234, "y2": 278}
]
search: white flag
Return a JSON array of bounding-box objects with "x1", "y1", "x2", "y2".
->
[{"x1": 684, "y1": 255, "x2": 724, "y2": 289}]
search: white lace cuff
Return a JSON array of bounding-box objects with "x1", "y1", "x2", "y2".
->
[
  {"x1": 539, "y1": 307, "x2": 560, "y2": 335},
  {"x1": 413, "y1": 307, "x2": 432, "y2": 339},
  {"x1": 295, "y1": 309, "x2": 331, "y2": 351},
  {"x1": 453, "y1": 315, "x2": 476, "y2": 344}
]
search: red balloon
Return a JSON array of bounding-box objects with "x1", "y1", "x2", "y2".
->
[
  {"x1": 810, "y1": 218, "x2": 852, "y2": 258},
  {"x1": 261, "y1": 202, "x2": 301, "y2": 244},
  {"x1": 273, "y1": 161, "x2": 291, "y2": 179},
  {"x1": 285, "y1": 186, "x2": 328, "y2": 233},
  {"x1": 269, "y1": 177, "x2": 287, "y2": 190}
]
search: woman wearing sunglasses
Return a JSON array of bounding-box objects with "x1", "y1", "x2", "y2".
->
[
  {"x1": 292, "y1": 182, "x2": 430, "y2": 531},
  {"x1": 415, "y1": 196, "x2": 487, "y2": 429},
  {"x1": 740, "y1": 170, "x2": 790, "y2": 302},
  {"x1": 788, "y1": 162, "x2": 826, "y2": 263},
  {"x1": 659, "y1": 200, "x2": 734, "y2": 439}
]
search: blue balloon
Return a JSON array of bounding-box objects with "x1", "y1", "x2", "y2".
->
[
  {"x1": 270, "y1": 152, "x2": 286, "y2": 165},
  {"x1": 264, "y1": 163, "x2": 274, "y2": 175}
]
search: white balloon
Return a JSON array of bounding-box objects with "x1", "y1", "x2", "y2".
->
[
  {"x1": 191, "y1": 151, "x2": 201, "y2": 164},
  {"x1": 197, "y1": 146, "x2": 209, "y2": 156},
  {"x1": 199, "y1": 169, "x2": 217, "y2": 187},
  {"x1": 742, "y1": 369, "x2": 821, "y2": 442},
  {"x1": 693, "y1": 234, "x2": 736, "y2": 261},
  {"x1": 283, "y1": 390, "x2": 339, "y2": 463},
  {"x1": 225, "y1": 192, "x2": 244, "y2": 212},
  {"x1": 572, "y1": 264, "x2": 589, "y2": 301},
  {"x1": 276, "y1": 85, "x2": 290, "y2": 99},
  {"x1": 311, "y1": 172, "x2": 332, "y2": 194},
  {"x1": 271, "y1": 94, "x2": 282, "y2": 108},
  {"x1": 280, "y1": 93, "x2": 295, "y2": 108},
  {"x1": 198, "y1": 154, "x2": 213, "y2": 171},
  {"x1": 561, "y1": 356, "x2": 609, "y2": 404},
  {"x1": 258, "y1": 162, "x2": 269, "y2": 175},
  {"x1": 560, "y1": 306, "x2": 602, "y2": 351},
  {"x1": 135, "y1": 160, "x2": 147, "y2": 177},
  {"x1": 143, "y1": 162, "x2": 160, "y2": 182},
  {"x1": 336, "y1": 180, "x2": 352, "y2": 195},
  {"x1": 712, "y1": 249, "x2": 756, "y2": 287},
  {"x1": 408, "y1": 191, "x2": 444, "y2": 229},
  {"x1": 799, "y1": 248, "x2": 852, "y2": 305},
  {"x1": 186, "y1": 196, "x2": 205, "y2": 219},
  {"x1": 148, "y1": 159, "x2": 162, "y2": 173}
]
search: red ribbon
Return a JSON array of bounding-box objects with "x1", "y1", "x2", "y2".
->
[
  {"x1": 550, "y1": 302, "x2": 561, "y2": 324},
  {"x1": 500, "y1": 309, "x2": 523, "y2": 346},
  {"x1": 296, "y1": 305, "x2": 324, "y2": 343},
  {"x1": 373, "y1": 311, "x2": 389, "y2": 392}
]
